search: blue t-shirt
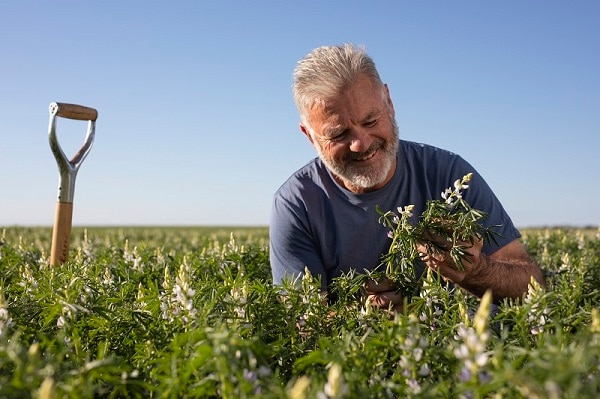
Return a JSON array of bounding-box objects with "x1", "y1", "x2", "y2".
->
[{"x1": 269, "y1": 140, "x2": 520, "y2": 289}]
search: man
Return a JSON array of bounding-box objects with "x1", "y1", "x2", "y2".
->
[{"x1": 270, "y1": 44, "x2": 545, "y2": 311}]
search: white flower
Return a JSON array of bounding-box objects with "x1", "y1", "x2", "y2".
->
[
  {"x1": 407, "y1": 379, "x2": 422, "y2": 394},
  {"x1": 441, "y1": 173, "x2": 472, "y2": 204},
  {"x1": 102, "y1": 268, "x2": 114, "y2": 286},
  {"x1": 160, "y1": 261, "x2": 197, "y2": 327},
  {"x1": 0, "y1": 294, "x2": 11, "y2": 337},
  {"x1": 475, "y1": 352, "x2": 489, "y2": 368},
  {"x1": 323, "y1": 363, "x2": 348, "y2": 398},
  {"x1": 398, "y1": 204, "x2": 415, "y2": 217},
  {"x1": 413, "y1": 347, "x2": 423, "y2": 362},
  {"x1": 441, "y1": 188, "x2": 453, "y2": 201},
  {"x1": 454, "y1": 178, "x2": 469, "y2": 192}
]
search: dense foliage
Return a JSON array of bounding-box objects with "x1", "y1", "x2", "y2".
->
[{"x1": 0, "y1": 226, "x2": 599, "y2": 398}]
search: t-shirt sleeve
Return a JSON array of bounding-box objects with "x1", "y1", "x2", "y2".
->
[
  {"x1": 269, "y1": 193, "x2": 326, "y2": 287},
  {"x1": 459, "y1": 161, "x2": 522, "y2": 255}
]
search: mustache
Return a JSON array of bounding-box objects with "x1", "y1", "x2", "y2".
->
[{"x1": 345, "y1": 139, "x2": 384, "y2": 161}]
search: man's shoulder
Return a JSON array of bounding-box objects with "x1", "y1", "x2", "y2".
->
[
  {"x1": 398, "y1": 140, "x2": 473, "y2": 189},
  {"x1": 400, "y1": 140, "x2": 460, "y2": 160},
  {"x1": 274, "y1": 157, "x2": 326, "y2": 199}
]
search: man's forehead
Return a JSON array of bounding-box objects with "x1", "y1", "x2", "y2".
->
[
  {"x1": 308, "y1": 102, "x2": 343, "y2": 131},
  {"x1": 306, "y1": 98, "x2": 337, "y2": 122},
  {"x1": 311, "y1": 99, "x2": 381, "y2": 124}
]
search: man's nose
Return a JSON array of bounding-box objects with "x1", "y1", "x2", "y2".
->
[{"x1": 348, "y1": 130, "x2": 373, "y2": 153}]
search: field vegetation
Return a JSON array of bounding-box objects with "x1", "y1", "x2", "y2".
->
[{"x1": 0, "y1": 225, "x2": 599, "y2": 398}]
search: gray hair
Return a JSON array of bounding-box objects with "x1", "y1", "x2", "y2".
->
[{"x1": 293, "y1": 44, "x2": 383, "y2": 125}]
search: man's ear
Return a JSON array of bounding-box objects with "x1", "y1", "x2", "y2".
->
[
  {"x1": 300, "y1": 123, "x2": 315, "y2": 145},
  {"x1": 384, "y1": 83, "x2": 395, "y2": 118}
]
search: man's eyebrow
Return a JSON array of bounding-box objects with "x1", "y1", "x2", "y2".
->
[
  {"x1": 361, "y1": 109, "x2": 382, "y2": 122},
  {"x1": 322, "y1": 124, "x2": 345, "y2": 137}
]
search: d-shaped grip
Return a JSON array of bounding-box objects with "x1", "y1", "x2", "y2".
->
[{"x1": 50, "y1": 102, "x2": 98, "y2": 121}]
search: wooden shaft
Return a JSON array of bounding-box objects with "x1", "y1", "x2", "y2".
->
[
  {"x1": 50, "y1": 202, "x2": 73, "y2": 266},
  {"x1": 52, "y1": 102, "x2": 98, "y2": 121}
]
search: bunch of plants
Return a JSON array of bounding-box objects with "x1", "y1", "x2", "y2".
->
[
  {"x1": 374, "y1": 172, "x2": 499, "y2": 297},
  {"x1": 0, "y1": 184, "x2": 599, "y2": 397}
]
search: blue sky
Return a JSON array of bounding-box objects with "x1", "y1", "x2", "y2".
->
[{"x1": 1, "y1": 1, "x2": 598, "y2": 228}]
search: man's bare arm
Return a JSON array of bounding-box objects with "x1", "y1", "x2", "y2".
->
[
  {"x1": 461, "y1": 240, "x2": 546, "y2": 299},
  {"x1": 421, "y1": 238, "x2": 546, "y2": 301}
]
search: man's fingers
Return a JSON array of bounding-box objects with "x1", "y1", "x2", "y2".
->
[
  {"x1": 367, "y1": 290, "x2": 403, "y2": 309},
  {"x1": 422, "y1": 228, "x2": 453, "y2": 250},
  {"x1": 365, "y1": 278, "x2": 404, "y2": 312},
  {"x1": 417, "y1": 242, "x2": 448, "y2": 264},
  {"x1": 365, "y1": 278, "x2": 396, "y2": 293}
]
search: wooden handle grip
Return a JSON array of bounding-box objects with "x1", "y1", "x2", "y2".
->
[
  {"x1": 50, "y1": 102, "x2": 98, "y2": 121},
  {"x1": 50, "y1": 202, "x2": 73, "y2": 266}
]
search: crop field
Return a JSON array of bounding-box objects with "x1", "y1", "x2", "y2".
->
[{"x1": 0, "y1": 225, "x2": 599, "y2": 398}]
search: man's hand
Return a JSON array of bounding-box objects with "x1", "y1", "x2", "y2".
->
[
  {"x1": 418, "y1": 234, "x2": 547, "y2": 300},
  {"x1": 365, "y1": 278, "x2": 404, "y2": 313},
  {"x1": 416, "y1": 233, "x2": 485, "y2": 285}
]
